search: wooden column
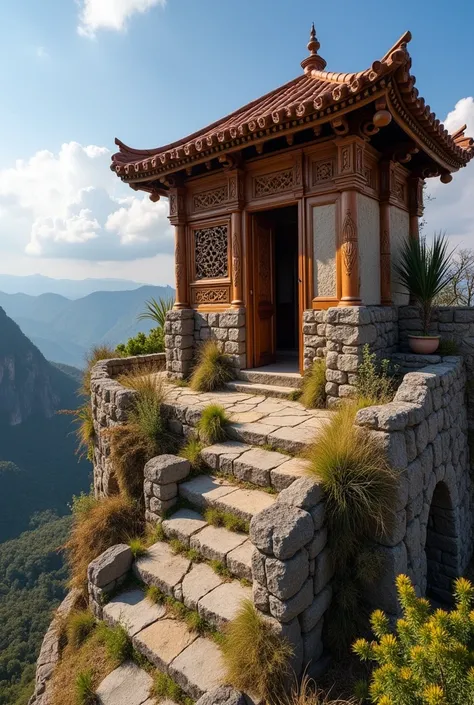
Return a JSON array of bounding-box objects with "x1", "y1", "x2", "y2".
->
[
  {"x1": 339, "y1": 189, "x2": 361, "y2": 306},
  {"x1": 408, "y1": 176, "x2": 424, "y2": 241},
  {"x1": 227, "y1": 168, "x2": 245, "y2": 309},
  {"x1": 169, "y1": 186, "x2": 189, "y2": 309}
]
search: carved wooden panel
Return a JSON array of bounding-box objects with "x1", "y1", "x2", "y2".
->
[
  {"x1": 253, "y1": 168, "x2": 294, "y2": 198},
  {"x1": 312, "y1": 159, "x2": 335, "y2": 185},
  {"x1": 194, "y1": 225, "x2": 229, "y2": 280},
  {"x1": 394, "y1": 179, "x2": 406, "y2": 203},
  {"x1": 193, "y1": 185, "x2": 228, "y2": 212},
  {"x1": 341, "y1": 209, "x2": 358, "y2": 277},
  {"x1": 193, "y1": 287, "x2": 230, "y2": 305}
]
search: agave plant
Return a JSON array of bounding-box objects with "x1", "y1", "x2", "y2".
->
[
  {"x1": 394, "y1": 233, "x2": 453, "y2": 335},
  {"x1": 138, "y1": 296, "x2": 175, "y2": 328}
]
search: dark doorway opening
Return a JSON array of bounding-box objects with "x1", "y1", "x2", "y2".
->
[{"x1": 250, "y1": 205, "x2": 299, "y2": 370}]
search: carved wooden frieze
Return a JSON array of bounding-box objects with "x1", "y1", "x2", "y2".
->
[
  {"x1": 193, "y1": 286, "x2": 230, "y2": 305},
  {"x1": 193, "y1": 185, "x2": 229, "y2": 212},
  {"x1": 194, "y1": 224, "x2": 229, "y2": 280},
  {"x1": 312, "y1": 159, "x2": 335, "y2": 185},
  {"x1": 253, "y1": 168, "x2": 294, "y2": 198}
]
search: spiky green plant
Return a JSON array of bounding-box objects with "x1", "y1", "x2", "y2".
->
[
  {"x1": 300, "y1": 358, "x2": 327, "y2": 409},
  {"x1": 138, "y1": 296, "x2": 175, "y2": 328},
  {"x1": 354, "y1": 575, "x2": 474, "y2": 705},
  {"x1": 220, "y1": 599, "x2": 293, "y2": 703},
  {"x1": 197, "y1": 404, "x2": 230, "y2": 444},
  {"x1": 190, "y1": 340, "x2": 235, "y2": 392},
  {"x1": 394, "y1": 233, "x2": 453, "y2": 335},
  {"x1": 75, "y1": 670, "x2": 95, "y2": 705},
  {"x1": 73, "y1": 403, "x2": 95, "y2": 462}
]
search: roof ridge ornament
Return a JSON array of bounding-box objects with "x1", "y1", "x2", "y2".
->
[{"x1": 301, "y1": 23, "x2": 327, "y2": 73}]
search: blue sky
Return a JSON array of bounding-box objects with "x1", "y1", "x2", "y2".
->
[{"x1": 0, "y1": 0, "x2": 473, "y2": 285}]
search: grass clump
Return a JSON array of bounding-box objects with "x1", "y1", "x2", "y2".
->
[
  {"x1": 128, "y1": 537, "x2": 148, "y2": 558},
  {"x1": 153, "y1": 672, "x2": 193, "y2": 705},
  {"x1": 66, "y1": 610, "x2": 96, "y2": 650},
  {"x1": 190, "y1": 340, "x2": 235, "y2": 392},
  {"x1": 96, "y1": 623, "x2": 132, "y2": 663},
  {"x1": 144, "y1": 521, "x2": 165, "y2": 544},
  {"x1": 300, "y1": 358, "x2": 327, "y2": 409},
  {"x1": 82, "y1": 344, "x2": 119, "y2": 398},
  {"x1": 169, "y1": 538, "x2": 200, "y2": 562},
  {"x1": 288, "y1": 676, "x2": 357, "y2": 705},
  {"x1": 179, "y1": 437, "x2": 205, "y2": 473},
  {"x1": 354, "y1": 575, "x2": 474, "y2": 705},
  {"x1": 75, "y1": 670, "x2": 95, "y2": 705},
  {"x1": 209, "y1": 560, "x2": 232, "y2": 581},
  {"x1": 306, "y1": 402, "x2": 398, "y2": 654},
  {"x1": 197, "y1": 404, "x2": 230, "y2": 444},
  {"x1": 204, "y1": 507, "x2": 249, "y2": 533},
  {"x1": 66, "y1": 494, "x2": 142, "y2": 594},
  {"x1": 106, "y1": 373, "x2": 175, "y2": 501},
  {"x1": 221, "y1": 599, "x2": 293, "y2": 703},
  {"x1": 73, "y1": 403, "x2": 95, "y2": 462},
  {"x1": 355, "y1": 344, "x2": 397, "y2": 406},
  {"x1": 146, "y1": 585, "x2": 166, "y2": 605}
]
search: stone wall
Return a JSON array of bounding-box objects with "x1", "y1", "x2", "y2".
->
[
  {"x1": 399, "y1": 306, "x2": 474, "y2": 430},
  {"x1": 355, "y1": 357, "x2": 471, "y2": 612},
  {"x1": 324, "y1": 306, "x2": 398, "y2": 406},
  {"x1": 249, "y1": 478, "x2": 333, "y2": 678},
  {"x1": 91, "y1": 353, "x2": 166, "y2": 497},
  {"x1": 302, "y1": 310, "x2": 328, "y2": 370},
  {"x1": 165, "y1": 309, "x2": 195, "y2": 379},
  {"x1": 144, "y1": 454, "x2": 191, "y2": 523}
]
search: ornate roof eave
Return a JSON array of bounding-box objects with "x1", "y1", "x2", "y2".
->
[{"x1": 112, "y1": 29, "x2": 473, "y2": 188}]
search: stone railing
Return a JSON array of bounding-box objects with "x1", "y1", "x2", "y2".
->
[
  {"x1": 90, "y1": 353, "x2": 166, "y2": 497},
  {"x1": 355, "y1": 356, "x2": 471, "y2": 612},
  {"x1": 249, "y1": 478, "x2": 332, "y2": 679}
]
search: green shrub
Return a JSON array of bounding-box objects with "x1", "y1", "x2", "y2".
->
[
  {"x1": 306, "y1": 402, "x2": 397, "y2": 653},
  {"x1": 179, "y1": 437, "x2": 205, "y2": 472},
  {"x1": 354, "y1": 575, "x2": 474, "y2": 705},
  {"x1": 75, "y1": 669, "x2": 95, "y2": 705},
  {"x1": 197, "y1": 404, "x2": 230, "y2": 444},
  {"x1": 71, "y1": 492, "x2": 98, "y2": 518},
  {"x1": 116, "y1": 327, "x2": 164, "y2": 356},
  {"x1": 356, "y1": 345, "x2": 397, "y2": 406},
  {"x1": 220, "y1": 599, "x2": 293, "y2": 703},
  {"x1": 67, "y1": 610, "x2": 96, "y2": 650},
  {"x1": 190, "y1": 340, "x2": 235, "y2": 392},
  {"x1": 128, "y1": 537, "x2": 148, "y2": 558},
  {"x1": 438, "y1": 338, "x2": 460, "y2": 356},
  {"x1": 300, "y1": 359, "x2": 326, "y2": 409},
  {"x1": 153, "y1": 671, "x2": 192, "y2": 705},
  {"x1": 97, "y1": 623, "x2": 131, "y2": 663}
]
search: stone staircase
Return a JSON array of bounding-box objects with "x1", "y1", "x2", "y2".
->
[{"x1": 226, "y1": 368, "x2": 303, "y2": 399}]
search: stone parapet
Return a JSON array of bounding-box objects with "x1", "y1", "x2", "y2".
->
[
  {"x1": 324, "y1": 306, "x2": 398, "y2": 406},
  {"x1": 355, "y1": 357, "x2": 471, "y2": 610},
  {"x1": 144, "y1": 454, "x2": 191, "y2": 522},
  {"x1": 194, "y1": 309, "x2": 246, "y2": 371},
  {"x1": 249, "y1": 478, "x2": 331, "y2": 679}
]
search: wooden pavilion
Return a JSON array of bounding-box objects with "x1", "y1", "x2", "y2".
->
[{"x1": 111, "y1": 27, "x2": 473, "y2": 373}]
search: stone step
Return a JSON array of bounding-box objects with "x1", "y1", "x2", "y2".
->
[
  {"x1": 201, "y1": 441, "x2": 311, "y2": 491},
  {"x1": 132, "y1": 541, "x2": 252, "y2": 629},
  {"x1": 178, "y1": 474, "x2": 276, "y2": 522},
  {"x1": 237, "y1": 369, "x2": 303, "y2": 390},
  {"x1": 95, "y1": 662, "x2": 156, "y2": 705},
  {"x1": 226, "y1": 380, "x2": 296, "y2": 399},
  {"x1": 162, "y1": 507, "x2": 253, "y2": 580}
]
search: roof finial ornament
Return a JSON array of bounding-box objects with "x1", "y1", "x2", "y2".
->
[{"x1": 301, "y1": 22, "x2": 327, "y2": 74}]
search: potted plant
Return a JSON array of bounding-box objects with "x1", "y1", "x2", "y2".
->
[{"x1": 395, "y1": 233, "x2": 453, "y2": 354}]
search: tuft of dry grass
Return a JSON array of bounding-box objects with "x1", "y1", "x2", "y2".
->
[
  {"x1": 179, "y1": 437, "x2": 205, "y2": 473},
  {"x1": 197, "y1": 404, "x2": 230, "y2": 445},
  {"x1": 300, "y1": 359, "x2": 327, "y2": 409},
  {"x1": 75, "y1": 403, "x2": 95, "y2": 462},
  {"x1": 190, "y1": 340, "x2": 235, "y2": 392},
  {"x1": 81, "y1": 344, "x2": 118, "y2": 398},
  {"x1": 66, "y1": 610, "x2": 96, "y2": 650},
  {"x1": 65, "y1": 494, "x2": 143, "y2": 594},
  {"x1": 220, "y1": 599, "x2": 293, "y2": 703},
  {"x1": 286, "y1": 675, "x2": 358, "y2": 705}
]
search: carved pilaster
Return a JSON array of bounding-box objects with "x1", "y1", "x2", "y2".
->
[
  {"x1": 168, "y1": 186, "x2": 188, "y2": 309},
  {"x1": 338, "y1": 190, "x2": 361, "y2": 306},
  {"x1": 227, "y1": 169, "x2": 245, "y2": 309},
  {"x1": 334, "y1": 136, "x2": 366, "y2": 191}
]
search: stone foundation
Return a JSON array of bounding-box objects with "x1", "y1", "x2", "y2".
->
[
  {"x1": 302, "y1": 310, "x2": 328, "y2": 370},
  {"x1": 194, "y1": 309, "x2": 246, "y2": 371}
]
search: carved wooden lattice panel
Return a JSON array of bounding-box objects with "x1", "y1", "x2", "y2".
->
[
  {"x1": 312, "y1": 159, "x2": 334, "y2": 185},
  {"x1": 194, "y1": 225, "x2": 228, "y2": 280},
  {"x1": 194, "y1": 287, "x2": 229, "y2": 304},
  {"x1": 253, "y1": 168, "x2": 294, "y2": 197},
  {"x1": 193, "y1": 186, "x2": 228, "y2": 212}
]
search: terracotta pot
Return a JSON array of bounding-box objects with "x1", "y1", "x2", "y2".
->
[{"x1": 408, "y1": 335, "x2": 440, "y2": 355}]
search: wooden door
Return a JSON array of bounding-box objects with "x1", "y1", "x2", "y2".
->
[{"x1": 252, "y1": 215, "x2": 276, "y2": 367}]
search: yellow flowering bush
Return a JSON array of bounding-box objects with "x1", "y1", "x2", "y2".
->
[{"x1": 353, "y1": 574, "x2": 474, "y2": 705}]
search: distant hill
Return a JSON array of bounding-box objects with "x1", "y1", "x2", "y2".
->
[
  {"x1": 0, "y1": 285, "x2": 175, "y2": 368},
  {"x1": 0, "y1": 307, "x2": 90, "y2": 541},
  {"x1": 0, "y1": 273, "x2": 146, "y2": 299}
]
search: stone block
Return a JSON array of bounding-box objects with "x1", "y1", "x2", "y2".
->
[
  {"x1": 365, "y1": 542, "x2": 408, "y2": 613},
  {"x1": 103, "y1": 589, "x2": 165, "y2": 637},
  {"x1": 269, "y1": 578, "x2": 314, "y2": 623},
  {"x1": 169, "y1": 636, "x2": 226, "y2": 700},
  {"x1": 95, "y1": 662, "x2": 153, "y2": 705},
  {"x1": 250, "y1": 503, "x2": 314, "y2": 560},
  {"x1": 310, "y1": 503, "x2": 326, "y2": 531},
  {"x1": 133, "y1": 618, "x2": 195, "y2": 671},
  {"x1": 313, "y1": 547, "x2": 335, "y2": 594},
  {"x1": 379, "y1": 510, "x2": 407, "y2": 548},
  {"x1": 162, "y1": 508, "x2": 208, "y2": 546},
  {"x1": 152, "y1": 482, "x2": 178, "y2": 501},
  {"x1": 219, "y1": 312, "x2": 245, "y2": 328},
  {"x1": 299, "y1": 585, "x2": 332, "y2": 632},
  {"x1": 144, "y1": 455, "x2": 191, "y2": 484},
  {"x1": 302, "y1": 618, "x2": 324, "y2": 667},
  {"x1": 88, "y1": 544, "x2": 132, "y2": 588},
  {"x1": 150, "y1": 496, "x2": 177, "y2": 514},
  {"x1": 265, "y1": 549, "x2": 310, "y2": 600},
  {"x1": 198, "y1": 581, "x2": 252, "y2": 627},
  {"x1": 195, "y1": 686, "x2": 247, "y2": 705},
  {"x1": 182, "y1": 563, "x2": 223, "y2": 610},
  {"x1": 307, "y1": 528, "x2": 328, "y2": 560},
  {"x1": 253, "y1": 581, "x2": 270, "y2": 612},
  {"x1": 277, "y1": 478, "x2": 323, "y2": 510}
]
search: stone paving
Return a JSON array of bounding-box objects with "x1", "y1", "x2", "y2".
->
[{"x1": 95, "y1": 662, "x2": 155, "y2": 705}]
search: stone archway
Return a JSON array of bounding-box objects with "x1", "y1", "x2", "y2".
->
[{"x1": 425, "y1": 481, "x2": 460, "y2": 605}]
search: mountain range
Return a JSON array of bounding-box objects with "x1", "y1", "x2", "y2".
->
[
  {"x1": 0, "y1": 284, "x2": 175, "y2": 368},
  {"x1": 0, "y1": 273, "x2": 147, "y2": 299}
]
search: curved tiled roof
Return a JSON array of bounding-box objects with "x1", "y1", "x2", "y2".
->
[{"x1": 112, "y1": 31, "x2": 473, "y2": 181}]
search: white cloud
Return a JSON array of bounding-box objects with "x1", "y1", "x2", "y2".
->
[
  {"x1": 0, "y1": 141, "x2": 173, "y2": 261},
  {"x1": 78, "y1": 0, "x2": 166, "y2": 38},
  {"x1": 423, "y1": 97, "x2": 474, "y2": 250},
  {"x1": 36, "y1": 46, "x2": 49, "y2": 59}
]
